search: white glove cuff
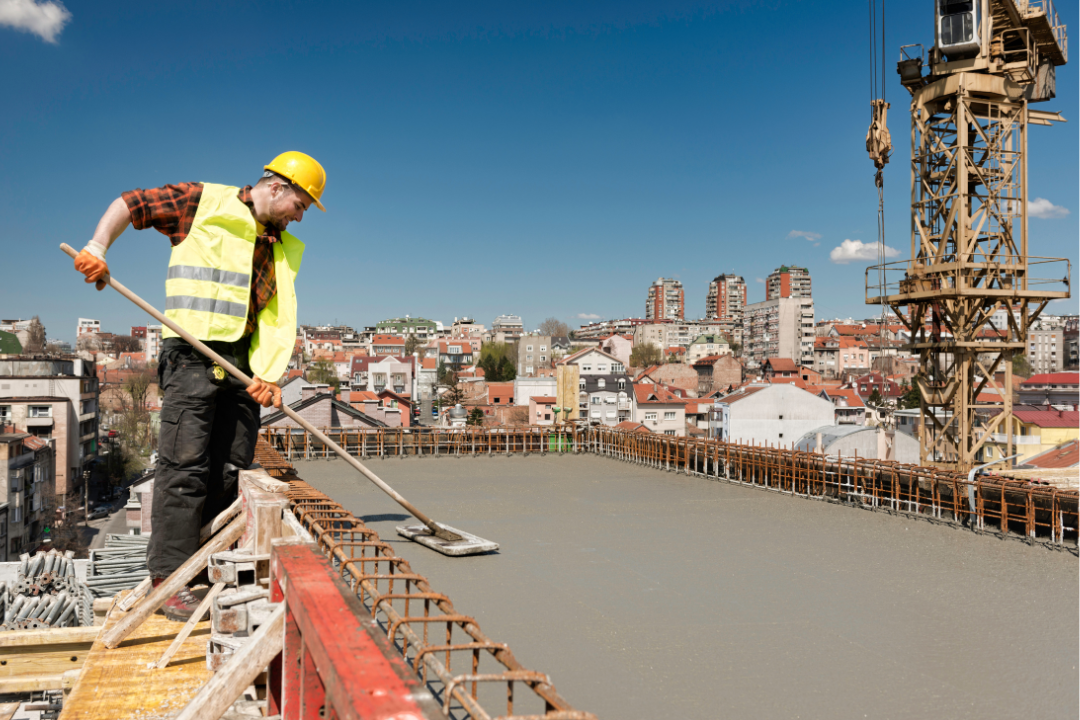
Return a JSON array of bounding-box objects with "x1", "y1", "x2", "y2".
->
[{"x1": 83, "y1": 241, "x2": 108, "y2": 260}]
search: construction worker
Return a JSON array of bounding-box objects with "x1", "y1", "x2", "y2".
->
[{"x1": 73, "y1": 152, "x2": 326, "y2": 620}]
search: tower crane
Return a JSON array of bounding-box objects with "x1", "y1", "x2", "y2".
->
[{"x1": 866, "y1": 0, "x2": 1071, "y2": 472}]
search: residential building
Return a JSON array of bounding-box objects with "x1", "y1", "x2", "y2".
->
[
  {"x1": 262, "y1": 386, "x2": 388, "y2": 429},
  {"x1": 632, "y1": 383, "x2": 686, "y2": 435},
  {"x1": 343, "y1": 389, "x2": 412, "y2": 428},
  {"x1": 0, "y1": 354, "x2": 98, "y2": 512},
  {"x1": 814, "y1": 387, "x2": 867, "y2": 425},
  {"x1": 762, "y1": 358, "x2": 800, "y2": 381},
  {"x1": 813, "y1": 336, "x2": 871, "y2": 379},
  {"x1": 692, "y1": 355, "x2": 742, "y2": 396},
  {"x1": 451, "y1": 317, "x2": 486, "y2": 340},
  {"x1": 371, "y1": 335, "x2": 406, "y2": 358},
  {"x1": 550, "y1": 336, "x2": 572, "y2": 357},
  {"x1": 518, "y1": 335, "x2": 552, "y2": 378},
  {"x1": 705, "y1": 274, "x2": 746, "y2": 345},
  {"x1": 375, "y1": 316, "x2": 439, "y2": 341},
  {"x1": 849, "y1": 373, "x2": 903, "y2": 404},
  {"x1": 574, "y1": 318, "x2": 655, "y2": 341},
  {"x1": 0, "y1": 432, "x2": 54, "y2": 559},
  {"x1": 528, "y1": 396, "x2": 557, "y2": 425},
  {"x1": 979, "y1": 408, "x2": 1079, "y2": 465},
  {"x1": 491, "y1": 315, "x2": 524, "y2": 342},
  {"x1": 646, "y1": 278, "x2": 684, "y2": 321},
  {"x1": 766, "y1": 265, "x2": 811, "y2": 300},
  {"x1": 744, "y1": 297, "x2": 815, "y2": 368},
  {"x1": 1064, "y1": 317, "x2": 1078, "y2": 371},
  {"x1": 1027, "y1": 328, "x2": 1064, "y2": 375},
  {"x1": 350, "y1": 356, "x2": 416, "y2": 397},
  {"x1": 559, "y1": 348, "x2": 626, "y2": 376},
  {"x1": 578, "y1": 374, "x2": 634, "y2": 427},
  {"x1": 145, "y1": 325, "x2": 162, "y2": 361},
  {"x1": 1017, "y1": 373, "x2": 1079, "y2": 408},
  {"x1": 614, "y1": 421, "x2": 651, "y2": 434},
  {"x1": 598, "y1": 334, "x2": 632, "y2": 369},
  {"x1": 76, "y1": 318, "x2": 100, "y2": 338},
  {"x1": 686, "y1": 334, "x2": 731, "y2": 363},
  {"x1": 635, "y1": 363, "x2": 699, "y2": 396},
  {"x1": 714, "y1": 384, "x2": 835, "y2": 446},
  {"x1": 514, "y1": 377, "x2": 558, "y2": 407},
  {"x1": 434, "y1": 341, "x2": 475, "y2": 371},
  {"x1": 633, "y1": 321, "x2": 726, "y2": 352}
]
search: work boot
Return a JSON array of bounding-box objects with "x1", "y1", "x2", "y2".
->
[{"x1": 153, "y1": 578, "x2": 200, "y2": 622}]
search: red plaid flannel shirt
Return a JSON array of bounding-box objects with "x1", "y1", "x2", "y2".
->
[{"x1": 122, "y1": 183, "x2": 278, "y2": 337}]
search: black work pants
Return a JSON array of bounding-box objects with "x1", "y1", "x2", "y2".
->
[{"x1": 148, "y1": 338, "x2": 259, "y2": 579}]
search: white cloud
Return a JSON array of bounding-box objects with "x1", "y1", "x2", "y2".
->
[
  {"x1": 829, "y1": 239, "x2": 901, "y2": 265},
  {"x1": 0, "y1": 0, "x2": 71, "y2": 43},
  {"x1": 576, "y1": 313, "x2": 601, "y2": 320},
  {"x1": 787, "y1": 230, "x2": 821, "y2": 242},
  {"x1": 755, "y1": 278, "x2": 764, "y2": 284},
  {"x1": 1029, "y1": 197, "x2": 1069, "y2": 219}
]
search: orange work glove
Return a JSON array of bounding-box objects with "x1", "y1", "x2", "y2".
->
[
  {"x1": 246, "y1": 378, "x2": 282, "y2": 408},
  {"x1": 74, "y1": 249, "x2": 110, "y2": 290}
]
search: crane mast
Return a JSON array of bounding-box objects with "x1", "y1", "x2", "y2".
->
[{"x1": 867, "y1": 0, "x2": 1071, "y2": 472}]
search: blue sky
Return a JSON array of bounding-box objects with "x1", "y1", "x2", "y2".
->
[{"x1": 1, "y1": 0, "x2": 1076, "y2": 344}]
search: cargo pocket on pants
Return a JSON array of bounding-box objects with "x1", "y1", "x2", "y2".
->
[{"x1": 159, "y1": 405, "x2": 187, "y2": 466}]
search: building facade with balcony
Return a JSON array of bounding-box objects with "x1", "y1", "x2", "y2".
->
[
  {"x1": 632, "y1": 383, "x2": 686, "y2": 436},
  {"x1": 578, "y1": 374, "x2": 634, "y2": 428},
  {"x1": 375, "y1": 316, "x2": 440, "y2": 340},
  {"x1": 705, "y1": 274, "x2": 746, "y2": 345},
  {"x1": 0, "y1": 433, "x2": 54, "y2": 559},
  {"x1": 350, "y1": 355, "x2": 416, "y2": 397},
  {"x1": 0, "y1": 355, "x2": 98, "y2": 512},
  {"x1": 743, "y1": 297, "x2": 815, "y2": 369},
  {"x1": 646, "y1": 278, "x2": 685, "y2": 321},
  {"x1": 766, "y1": 265, "x2": 812, "y2": 300}
]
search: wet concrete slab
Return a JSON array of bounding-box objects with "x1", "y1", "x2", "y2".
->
[{"x1": 293, "y1": 454, "x2": 1078, "y2": 720}]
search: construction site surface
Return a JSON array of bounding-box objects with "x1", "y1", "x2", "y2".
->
[{"x1": 292, "y1": 453, "x2": 1078, "y2": 720}]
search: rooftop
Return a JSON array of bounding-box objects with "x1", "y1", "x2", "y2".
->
[{"x1": 289, "y1": 455, "x2": 1077, "y2": 719}]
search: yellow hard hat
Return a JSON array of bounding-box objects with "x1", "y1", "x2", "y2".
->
[{"x1": 264, "y1": 151, "x2": 327, "y2": 211}]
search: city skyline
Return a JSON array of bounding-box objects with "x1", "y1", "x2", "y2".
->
[{"x1": 3, "y1": 3, "x2": 1075, "y2": 343}]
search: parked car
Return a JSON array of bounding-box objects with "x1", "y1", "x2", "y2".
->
[{"x1": 88, "y1": 506, "x2": 110, "y2": 520}]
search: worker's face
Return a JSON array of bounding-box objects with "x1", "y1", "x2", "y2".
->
[{"x1": 267, "y1": 182, "x2": 314, "y2": 230}]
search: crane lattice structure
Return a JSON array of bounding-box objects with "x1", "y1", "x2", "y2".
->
[{"x1": 868, "y1": 0, "x2": 1071, "y2": 473}]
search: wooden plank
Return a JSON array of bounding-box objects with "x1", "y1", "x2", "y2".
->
[
  {"x1": 0, "y1": 670, "x2": 78, "y2": 694},
  {"x1": 238, "y1": 467, "x2": 290, "y2": 494},
  {"x1": 154, "y1": 583, "x2": 225, "y2": 669},
  {"x1": 0, "y1": 702, "x2": 19, "y2": 720},
  {"x1": 0, "y1": 627, "x2": 100, "y2": 681},
  {"x1": 59, "y1": 601, "x2": 212, "y2": 720}
]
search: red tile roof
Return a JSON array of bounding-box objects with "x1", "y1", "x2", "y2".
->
[
  {"x1": 765, "y1": 358, "x2": 799, "y2": 373},
  {"x1": 1021, "y1": 440, "x2": 1079, "y2": 469},
  {"x1": 1022, "y1": 373, "x2": 1079, "y2": 386},
  {"x1": 531, "y1": 396, "x2": 557, "y2": 404},
  {"x1": 22, "y1": 436, "x2": 48, "y2": 451},
  {"x1": 1013, "y1": 410, "x2": 1079, "y2": 428},
  {"x1": 823, "y1": 388, "x2": 865, "y2": 408},
  {"x1": 350, "y1": 391, "x2": 380, "y2": 402},
  {"x1": 766, "y1": 376, "x2": 808, "y2": 389},
  {"x1": 633, "y1": 383, "x2": 687, "y2": 405},
  {"x1": 717, "y1": 385, "x2": 768, "y2": 404},
  {"x1": 372, "y1": 335, "x2": 405, "y2": 345},
  {"x1": 615, "y1": 421, "x2": 651, "y2": 433}
]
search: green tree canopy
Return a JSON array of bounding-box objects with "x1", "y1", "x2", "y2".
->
[
  {"x1": 630, "y1": 343, "x2": 663, "y2": 368},
  {"x1": 478, "y1": 343, "x2": 517, "y2": 382}
]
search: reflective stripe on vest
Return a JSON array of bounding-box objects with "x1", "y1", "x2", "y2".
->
[
  {"x1": 166, "y1": 265, "x2": 251, "y2": 288},
  {"x1": 162, "y1": 183, "x2": 305, "y2": 382},
  {"x1": 165, "y1": 295, "x2": 248, "y2": 318}
]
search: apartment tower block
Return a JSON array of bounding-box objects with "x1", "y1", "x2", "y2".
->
[
  {"x1": 766, "y1": 265, "x2": 812, "y2": 300},
  {"x1": 646, "y1": 278, "x2": 684, "y2": 321}
]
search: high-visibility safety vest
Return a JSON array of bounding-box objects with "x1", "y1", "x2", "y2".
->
[{"x1": 163, "y1": 183, "x2": 304, "y2": 382}]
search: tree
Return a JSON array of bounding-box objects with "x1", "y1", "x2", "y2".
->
[
  {"x1": 477, "y1": 343, "x2": 517, "y2": 382},
  {"x1": 24, "y1": 316, "x2": 46, "y2": 354},
  {"x1": 467, "y1": 407, "x2": 485, "y2": 426},
  {"x1": 538, "y1": 317, "x2": 570, "y2": 337},
  {"x1": 867, "y1": 388, "x2": 884, "y2": 406},
  {"x1": 307, "y1": 358, "x2": 339, "y2": 390},
  {"x1": 630, "y1": 343, "x2": 663, "y2": 368},
  {"x1": 404, "y1": 335, "x2": 424, "y2": 356},
  {"x1": 438, "y1": 379, "x2": 465, "y2": 409},
  {"x1": 1012, "y1": 354, "x2": 1032, "y2": 379},
  {"x1": 729, "y1": 342, "x2": 742, "y2": 358},
  {"x1": 897, "y1": 380, "x2": 921, "y2": 410},
  {"x1": 111, "y1": 335, "x2": 143, "y2": 354}
]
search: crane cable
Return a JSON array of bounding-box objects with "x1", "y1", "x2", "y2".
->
[{"x1": 867, "y1": 0, "x2": 893, "y2": 404}]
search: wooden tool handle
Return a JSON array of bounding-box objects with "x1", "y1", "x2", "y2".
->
[{"x1": 60, "y1": 243, "x2": 456, "y2": 540}]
